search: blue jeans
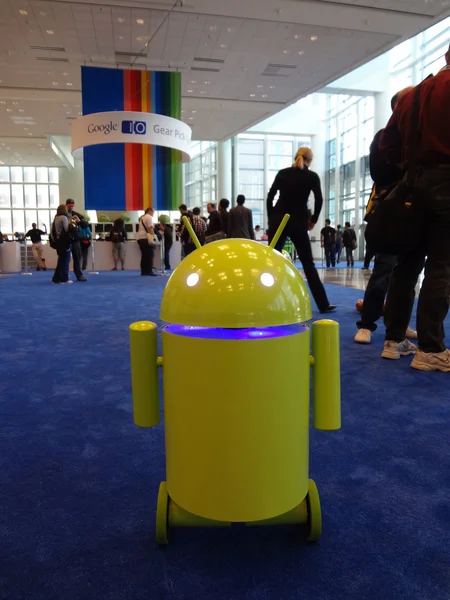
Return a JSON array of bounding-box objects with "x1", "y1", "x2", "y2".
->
[{"x1": 53, "y1": 246, "x2": 71, "y2": 283}]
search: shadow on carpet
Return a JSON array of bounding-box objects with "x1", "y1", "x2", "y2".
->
[{"x1": 0, "y1": 272, "x2": 449, "y2": 600}]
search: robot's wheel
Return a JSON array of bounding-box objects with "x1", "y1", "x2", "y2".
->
[
  {"x1": 156, "y1": 481, "x2": 169, "y2": 546},
  {"x1": 306, "y1": 479, "x2": 322, "y2": 542}
]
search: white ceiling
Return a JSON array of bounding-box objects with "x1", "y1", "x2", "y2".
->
[{"x1": 0, "y1": 0, "x2": 449, "y2": 165}]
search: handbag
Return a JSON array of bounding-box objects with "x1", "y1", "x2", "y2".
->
[{"x1": 365, "y1": 83, "x2": 426, "y2": 255}]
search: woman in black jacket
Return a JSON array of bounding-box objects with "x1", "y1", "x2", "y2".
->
[{"x1": 267, "y1": 147, "x2": 335, "y2": 313}]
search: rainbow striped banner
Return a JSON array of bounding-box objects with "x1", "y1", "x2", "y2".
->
[{"x1": 81, "y1": 66, "x2": 182, "y2": 212}]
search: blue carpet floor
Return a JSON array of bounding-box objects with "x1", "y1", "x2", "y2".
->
[{"x1": 1, "y1": 272, "x2": 449, "y2": 600}]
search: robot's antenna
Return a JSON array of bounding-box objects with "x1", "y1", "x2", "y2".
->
[
  {"x1": 269, "y1": 214, "x2": 290, "y2": 250},
  {"x1": 182, "y1": 215, "x2": 202, "y2": 250}
]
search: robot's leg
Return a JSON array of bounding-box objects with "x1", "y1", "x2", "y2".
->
[
  {"x1": 156, "y1": 482, "x2": 169, "y2": 545},
  {"x1": 306, "y1": 479, "x2": 322, "y2": 542}
]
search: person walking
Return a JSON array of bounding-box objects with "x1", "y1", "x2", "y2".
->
[
  {"x1": 267, "y1": 147, "x2": 335, "y2": 313},
  {"x1": 51, "y1": 204, "x2": 72, "y2": 285},
  {"x1": 160, "y1": 222, "x2": 173, "y2": 270},
  {"x1": 378, "y1": 48, "x2": 450, "y2": 371},
  {"x1": 65, "y1": 199, "x2": 86, "y2": 281},
  {"x1": 109, "y1": 218, "x2": 127, "y2": 271},
  {"x1": 179, "y1": 204, "x2": 207, "y2": 257},
  {"x1": 342, "y1": 222, "x2": 356, "y2": 267},
  {"x1": 335, "y1": 225, "x2": 343, "y2": 264},
  {"x1": 137, "y1": 207, "x2": 157, "y2": 276},
  {"x1": 78, "y1": 219, "x2": 92, "y2": 271},
  {"x1": 354, "y1": 87, "x2": 417, "y2": 345},
  {"x1": 218, "y1": 198, "x2": 230, "y2": 237},
  {"x1": 24, "y1": 223, "x2": 47, "y2": 271},
  {"x1": 228, "y1": 195, "x2": 255, "y2": 240},
  {"x1": 320, "y1": 219, "x2": 336, "y2": 268}
]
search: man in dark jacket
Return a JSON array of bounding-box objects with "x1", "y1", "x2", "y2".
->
[
  {"x1": 228, "y1": 195, "x2": 255, "y2": 240},
  {"x1": 65, "y1": 198, "x2": 86, "y2": 281},
  {"x1": 205, "y1": 203, "x2": 223, "y2": 237}
]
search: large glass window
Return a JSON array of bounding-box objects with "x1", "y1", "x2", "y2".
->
[
  {"x1": 0, "y1": 166, "x2": 59, "y2": 235},
  {"x1": 184, "y1": 142, "x2": 217, "y2": 213}
]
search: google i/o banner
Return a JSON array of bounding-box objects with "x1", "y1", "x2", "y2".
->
[{"x1": 78, "y1": 66, "x2": 191, "y2": 212}]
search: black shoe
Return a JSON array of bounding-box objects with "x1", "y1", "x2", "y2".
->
[
  {"x1": 36, "y1": 268, "x2": 40, "y2": 271},
  {"x1": 320, "y1": 305, "x2": 337, "y2": 314},
  {"x1": 43, "y1": 267, "x2": 47, "y2": 271},
  {"x1": 77, "y1": 276, "x2": 87, "y2": 282}
]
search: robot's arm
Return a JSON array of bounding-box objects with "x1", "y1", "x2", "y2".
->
[
  {"x1": 311, "y1": 320, "x2": 341, "y2": 431},
  {"x1": 129, "y1": 321, "x2": 161, "y2": 428}
]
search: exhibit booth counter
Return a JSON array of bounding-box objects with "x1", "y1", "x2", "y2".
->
[{"x1": 0, "y1": 239, "x2": 182, "y2": 273}]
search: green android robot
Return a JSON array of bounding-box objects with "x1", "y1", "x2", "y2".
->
[{"x1": 130, "y1": 215, "x2": 341, "y2": 545}]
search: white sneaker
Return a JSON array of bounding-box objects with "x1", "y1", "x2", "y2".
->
[
  {"x1": 61, "y1": 280, "x2": 73, "y2": 285},
  {"x1": 354, "y1": 328, "x2": 372, "y2": 344},
  {"x1": 381, "y1": 339, "x2": 417, "y2": 360},
  {"x1": 411, "y1": 349, "x2": 450, "y2": 372},
  {"x1": 406, "y1": 327, "x2": 418, "y2": 340}
]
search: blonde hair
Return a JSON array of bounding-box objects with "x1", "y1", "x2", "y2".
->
[{"x1": 293, "y1": 147, "x2": 313, "y2": 169}]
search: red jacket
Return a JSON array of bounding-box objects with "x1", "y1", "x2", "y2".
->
[{"x1": 379, "y1": 68, "x2": 450, "y2": 166}]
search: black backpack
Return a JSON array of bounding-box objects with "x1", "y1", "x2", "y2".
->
[{"x1": 49, "y1": 221, "x2": 59, "y2": 249}]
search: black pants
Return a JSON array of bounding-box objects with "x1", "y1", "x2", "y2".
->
[
  {"x1": 335, "y1": 243, "x2": 342, "y2": 263},
  {"x1": 269, "y1": 215, "x2": 329, "y2": 311},
  {"x1": 184, "y1": 243, "x2": 196, "y2": 257},
  {"x1": 80, "y1": 243, "x2": 90, "y2": 271},
  {"x1": 324, "y1": 244, "x2": 335, "y2": 268},
  {"x1": 345, "y1": 247, "x2": 354, "y2": 266},
  {"x1": 164, "y1": 243, "x2": 172, "y2": 270},
  {"x1": 71, "y1": 240, "x2": 83, "y2": 280},
  {"x1": 138, "y1": 239, "x2": 154, "y2": 275},
  {"x1": 363, "y1": 245, "x2": 376, "y2": 269},
  {"x1": 357, "y1": 253, "x2": 397, "y2": 331},
  {"x1": 52, "y1": 246, "x2": 71, "y2": 283},
  {"x1": 385, "y1": 167, "x2": 450, "y2": 353}
]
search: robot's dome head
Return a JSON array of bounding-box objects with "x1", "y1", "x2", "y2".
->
[{"x1": 161, "y1": 239, "x2": 312, "y2": 328}]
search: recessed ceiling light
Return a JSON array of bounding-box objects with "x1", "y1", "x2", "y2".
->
[
  {"x1": 283, "y1": 50, "x2": 290, "y2": 54},
  {"x1": 62, "y1": 72, "x2": 68, "y2": 76},
  {"x1": 189, "y1": 117, "x2": 194, "y2": 121},
  {"x1": 298, "y1": 50, "x2": 305, "y2": 55},
  {"x1": 66, "y1": 82, "x2": 73, "y2": 87},
  {"x1": 118, "y1": 35, "x2": 124, "y2": 40},
  {"x1": 257, "y1": 85, "x2": 263, "y2": 88},
  {"x1": 262, "y1": 94, "x2": 267, "y2": 98},
  {"x1": 24, "y1": 127, "x2": 28, "y2": 130},
  {"x1": 6, "y1": 108, "x2": 12, "y2": 112},
  {"x1": 62, "y1": 104, "x2": 68, "y2": 107},
  {"x1": 204, "y1": 81, "x2": 210, "y2": 84},
  {"x1": 190, "y1": 80, "x2": 196, "y2": 84},
  {"x1": 220, "y1": 44, "x2": 227, "y2": 48},
  {"x1": 28, "y1": 133, "x2": 32, "y2": 136},
  {"x1": 311, "y1": 36, "x2": 318, "y2": 41},
  {"x1": 192, "y1": 110, "x2": 197, "y2": 114},
  {"x1": 227, "y1": 27, "x2": 233, "y2": 33},
  {"x1": 75, "y1": 104, "x2": 80, "y2": 108},
  {"x1": 188, "y1": 89, "x2": 193, "y2": 93},
  {"x1": 209, "y1": 25, "x2": 217, "y2": 30},
  {"x1": 46, "y1": 30, "x2": 54, "y2": 35},
  {"x1": 294, "y1": 34, "x2": 300, "y2": 39},
  {"x1": 269, "y1": 85, "x2": 275, "y2": 89},
  {"x1": 250, "y1": 93, "x2": 255, "y2": 97},
  {"x1": 200, "y1": 90, "x2": 205, "y2": 94},
  {"x1": 19, "y1": 109, "x2": 24, "y2": 113},
  {"x1": 52, "y1": 82, "x2": 58, "y2": 86},
  {"x1": 40, "y1": 11, "x2": 47, "y2": 16},
  {"x1": 136, "y1": 18, "x2": 144, "y2": 24},
  {"x1": 117, "y1": 17, "x2": 125, "y2": 23},
  {"x1": 19, "y1": 9, "x2": 28, "y2": 15},
  {"x1": 78, "y1": 111, "x2": 82, "y2": 115}
]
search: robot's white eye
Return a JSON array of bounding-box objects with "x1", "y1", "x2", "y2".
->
[
  {"x1": 187, "y1": 273, "x2": 199, "y2": 287},
  {"x1": 260, "y1": 273, "x2": 275, "y2": 287}
]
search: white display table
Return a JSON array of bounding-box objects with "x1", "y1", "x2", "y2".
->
[
  {"x1": 41, "y1": 240, "x2": 182, "y2": 272},
  {"x1": 0, "y1": 242, "x2": 21, "y2": 272}
]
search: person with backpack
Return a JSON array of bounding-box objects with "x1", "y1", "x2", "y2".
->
[
  {"x1": 109, "y1": 218, "x2": 127, "y2": 271},
  {"x1": 51, "y1": 204, "x2": 73, "y2": 285},
  {"x1": 342, "y1": 222, "x2": 357, "y2": 267},
  {"x1": 320, "y1": 219, "x2": 336, "y2": 268},
  {"x1": 178, "y1": 204, "x2": 206, "y2": 257},
  {"x1": 78, "y1": 220, "x2": 92, "y2": 271}
]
